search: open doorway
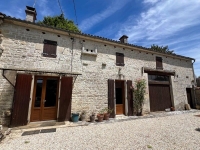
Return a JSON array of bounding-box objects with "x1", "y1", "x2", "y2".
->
[
  {"x1": 186, "y1": 88, "x2": 194, "y2": 108},
  {"x1": 115, "y1": 80, "x2": 125, "y2": 115}
]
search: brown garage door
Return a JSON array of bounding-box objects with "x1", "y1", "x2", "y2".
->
[{"x1": 149, "y1": 84, "x2": 172, "y2": 112}]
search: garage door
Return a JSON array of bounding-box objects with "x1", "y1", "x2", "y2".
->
[{"x1": 148, "y1": 74, "x2": 172, "y2": 112}]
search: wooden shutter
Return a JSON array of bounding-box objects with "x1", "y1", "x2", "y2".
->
[
  {"x1": 43, "y1": 40, "x2": 57, "y2": 58},
  {"x1": 156, "y1": 57, "x2": 163, "y2": 69},
  {"x1": 10, "y1": 74, "x2": 32, "y2": 127},
  {"x1": 197, "y1": 78, "x2": 200, "y2": 87},
  {"x1": 127, "y1": 80, "x2": 133, "y2": 116},
  {"x1": 108, "y1": 79, "x2": 115, "y2": 118},
  {"x1": 58, "y1": 77, "x2": 73, "y2": 122},
  {"x1": 116, "y1": 52, "x2": 124, "y2": 66}
]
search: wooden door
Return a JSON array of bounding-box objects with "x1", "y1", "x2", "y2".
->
[
  {"x1": 31, "y1": 76, "x2": 59, "y2": 122},
  {"x1": 58, "y1": 77, "x2": 73, "y2": 122},
  {"x1": 127, "y1": 80, "x2": 133, "y2": 116},
  {"x1": 115, "y1": 80, "x2": 125, "y2": 115},
  {"x1": 149, "y1": 84, "x2": 172, "y2": 111},
  {"x1": 108, "y1": 79, "x2": 115, "y2": 118},
  {"x1": 10, "y1": 74, "x2": 32, "y2": 127}
]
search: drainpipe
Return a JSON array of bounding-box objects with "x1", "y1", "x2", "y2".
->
[
  {"x1": 192, "y1": 59, "x2": 197, "y2": 108},
  {"x1": 70, "y1": 37, "x2": 75, "y2": 73}
]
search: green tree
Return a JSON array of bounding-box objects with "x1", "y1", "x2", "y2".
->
[
  {"x1": 37, "y1": 14, "x2": 81, "y2": 33},
  {"x1": 150, "y1": 44, "x2": 174, "y2": 54}
]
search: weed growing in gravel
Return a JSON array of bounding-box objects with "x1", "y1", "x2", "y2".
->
[
  {"x1": 147, "y1": 145, "x2": 152, "y2": 149},
  {"x1": 24, "y1": 141, "x2": 30, "y2": 144}
]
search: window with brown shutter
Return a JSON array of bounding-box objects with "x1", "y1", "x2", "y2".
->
[
  {"x1": 156, "y1": 56, "x2": 163, "y2": 69},
  {"x1": 116, "y1": 52, "x2": 124, "y2": 66},
  {"x1": 43, "y1": 40, "x2": 57, "y2": 58}
]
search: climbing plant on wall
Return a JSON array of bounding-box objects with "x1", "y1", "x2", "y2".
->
[{"x1": 133, "y1": 79, "x2": 146, "y2": 115}]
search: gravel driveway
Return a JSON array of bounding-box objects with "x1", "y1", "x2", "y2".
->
[{"x1": 1, "y1": 112, "x2": 200, "y2": 150}]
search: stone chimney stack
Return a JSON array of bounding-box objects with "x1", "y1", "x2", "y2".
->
[
  {"x1": 25, "y1": 6, "x2": 37, "y2": 23},
  {"x1": 119, "y1": 35, "x2": 128, "y2": 44}
]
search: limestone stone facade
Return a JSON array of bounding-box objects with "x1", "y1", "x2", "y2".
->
[{"x1": 0, "y1": 14, "x2": 196, "y2": 126}]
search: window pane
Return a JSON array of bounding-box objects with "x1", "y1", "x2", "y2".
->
[
  {"x1": 148, "y1": 75, "x2": 169, "y2": 81},
  {"x1": 44, "y1": 78, "x2": 58, "y2": 107},
  {"x1": 34, "y1": 79, "x2": 43, "y2": 107}
]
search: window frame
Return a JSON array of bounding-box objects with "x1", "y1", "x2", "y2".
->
[
  {"x1": 156, "y1": 56, "x2": 163, "y2": 70},
  {"x1": 116, "y1": 52, "x2": 125, "y2": 66},
  {"x1": 42, "y1": 40, "x2": 57, "y2": 58}
]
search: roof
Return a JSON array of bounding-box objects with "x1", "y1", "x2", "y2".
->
[{"x1": 0, "y1": 12, "x2": 195, "y2": 61}]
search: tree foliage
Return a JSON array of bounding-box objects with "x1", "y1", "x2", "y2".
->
[
  {"x1": 37, "y1": 14, "x2": 81, "y2": 33},
  {"x1": 150, "y1": 44, "x2": 174, "y2": 54}
]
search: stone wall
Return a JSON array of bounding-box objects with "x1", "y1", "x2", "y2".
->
[{"x1": 0, "y1": 22, "x2": 195, "y2": 125}]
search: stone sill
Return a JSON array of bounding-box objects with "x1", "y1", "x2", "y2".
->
[{"x1": 81, "y1": 51, "x2": 97, "y2": 56}]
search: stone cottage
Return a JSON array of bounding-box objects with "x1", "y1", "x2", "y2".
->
[{"x1": 0, "y1": 6, "x2": 196, "y2": 127}]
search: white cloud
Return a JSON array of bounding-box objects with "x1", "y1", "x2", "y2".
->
[
  {"x1": 115, "y1": 0, "x2": 200, "y2": 75},
  {"x1": 37, "y1": 0, "x2": 53, "y2": 17},
  {"x1": 117, "y1": 0, "x2": 200, "y2": 42},
  {"x1": 143, "y1": 0, "x2": 159, "y2": 4},
  {"x1": 79, "y1": 0, "x2": 131, "y2": 31}
]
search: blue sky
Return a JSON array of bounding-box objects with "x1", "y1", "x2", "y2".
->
[{"x1": 0, "y1": 0, "x2": 200, "y2": 76}]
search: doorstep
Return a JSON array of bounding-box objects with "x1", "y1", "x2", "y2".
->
[{"x1": 11, "y1": 121, "x2": 66, "y2": 133}]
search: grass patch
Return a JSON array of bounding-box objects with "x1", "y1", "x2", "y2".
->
[
  {"x1": 147, "y1": 145, "x2": 152, "y2": 149},
  {"x1": 24, "y1": 141, "x2": 30, "y2": 144}
]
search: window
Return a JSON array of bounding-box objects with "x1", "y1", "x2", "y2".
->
[
  {"x1": 156, "y1": 56, "x2": 163, "y2": 69},
  {"x1": 148, "y1": 75, "x2": 169, "y2": 82},
  {"x1": 116, "y1": 52, "x2": 124, "y2": 66},
  {"x1": 43, "y1": 40, "x2": 57, "y2": 58}
]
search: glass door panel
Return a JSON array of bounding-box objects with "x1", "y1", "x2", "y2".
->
[
  {"x1": 44, "y1": 78, "x2": 58, "y2": 107},
  {"x1": 34, "y1": 79, "x2": 43, "y2": 107}
]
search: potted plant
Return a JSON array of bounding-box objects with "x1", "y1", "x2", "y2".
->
[
  {"x1": 103, "y1": 108, "x2": 113, "y2": 120},
  {"x1": 90, "y1": 111, "x2": 96, "y2": 122},
  {"x1": 71, "y1": 113, "x2": 79, "y2": 122},
  {"x1": 97, "y1": 109, "x2": 104, "y2": 122},
  {"x1": 80, "y1": 110, "x2": 87, "y2": 121},
  {"x1": 170, "y1": 107, "x2": 175, "y2": 111},
  {"x1": 133, "y1": 79, "x2": 146, "y2": 116}
]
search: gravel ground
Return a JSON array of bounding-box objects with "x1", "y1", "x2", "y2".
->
[{"x1": 1, "y1": 112, "x2": 200, "y2": 150}]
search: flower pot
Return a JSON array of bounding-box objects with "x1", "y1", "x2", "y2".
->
[
  {"x1": 104, "y1": 113, "x2": 110, "y2": 120},
  {"x1": 136, "y1": 111, "x2": 143, "y2": 116},
  {"x1": 90, "y1": 115, "x2": 95, "y2": 122},
  {"x1": 170, "y1": 107, "x2": 175, "y2": 111},
  {"x1": 97, "y1": 114, "x2": 104, "y2": 122},
  {"x1": 72, "y1": 113, "x2": 79, "y2": 122},
  {"x1": 81, "y1": 114, "x2": 86, "y2": 121}
]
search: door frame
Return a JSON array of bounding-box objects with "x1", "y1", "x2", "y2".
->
[
  {"x1": 186, "y1": 88, "x2": 194, "y2": 108},
  {"x1": 30, "y1": 76, "x2": 59, "y2": 122}
]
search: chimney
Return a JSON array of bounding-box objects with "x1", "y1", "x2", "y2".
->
[
  {"x1": 119, "y1": 35, "x2": 128, "y2": 44},
  {"x1": 25, "y1": 6, "x2": 37, "y2": 23}
]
